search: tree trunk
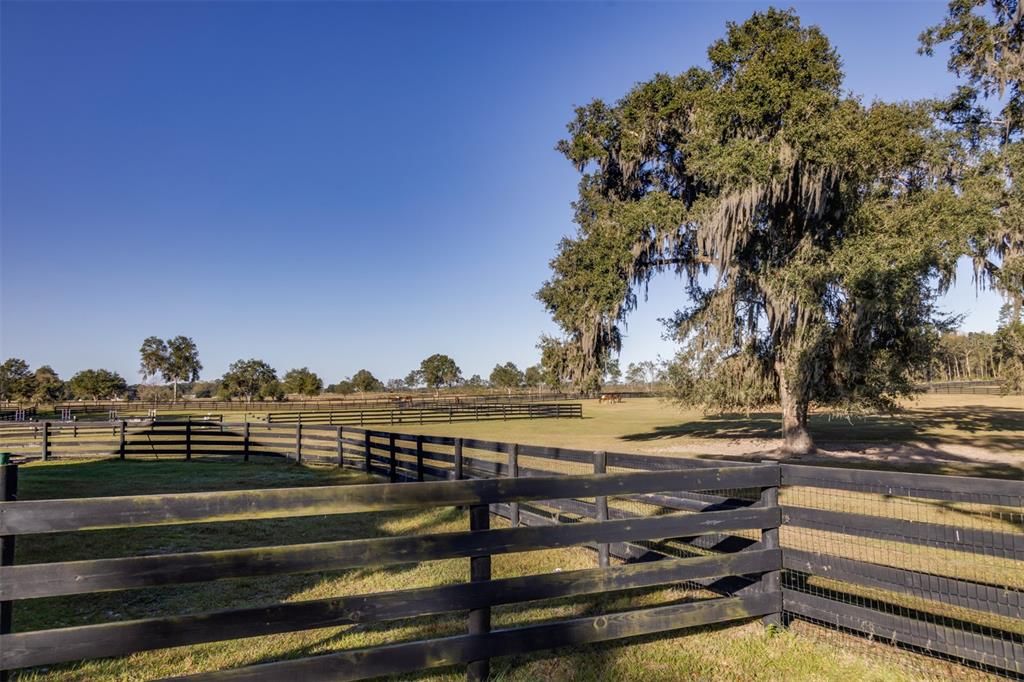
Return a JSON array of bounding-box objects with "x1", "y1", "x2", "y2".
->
[
  {"x1": 172, "y1": 380, "x2": 178, "y2": 404},
  {"x1": 776, "y1": 360, "x2": 814, "y2": 455}
]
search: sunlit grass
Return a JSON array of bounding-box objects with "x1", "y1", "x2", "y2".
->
[{"x1": 7, "y1": 458, "x2": 1005, "y2": 681}]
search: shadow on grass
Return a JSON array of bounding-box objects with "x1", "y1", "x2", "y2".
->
[
  {"x1": 621, "y1": 405, "x2": 1024, "y2": 446},
  {"x1": 617, "y1": 404, "x2": 1024, "y2": 478}
]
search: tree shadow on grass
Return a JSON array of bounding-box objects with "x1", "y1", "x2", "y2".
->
[{"x1": 621, "y1": 405, "x2": 1024, "y2": 447}]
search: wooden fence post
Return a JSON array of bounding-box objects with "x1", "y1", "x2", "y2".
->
[
  {"x1": 41, "y1": 421, "x2": 50, "y2": 461},
  {"x1": 594, "y1": 450, "x2": 609, "y2": 568},
  {"x1": 467, "y1": 503, "x2": 491, "y2": 682},
  {"x1": 387, "y1": 433, "x2": 398, "y2": 482},
  {"x1": 760, "y1": 460, "x2": 782, "y2": 628},
  {"x1": 0, "y1": 459, "x2": 19, "y2": 682},
  {"x1": 295, "y1": 422, "x2": 302, "y2": 463},
  {"x1": 508, "y1": 443, "x2": 519, "y2": 527},
  {"x1": 185, "y1": 421, "x2": 192, "y2": 461},
  {"x1": 243, "y1": 421, "x2": 250, "y2": 462},
  {"x1": 337, "y1": 426, "x2": 344, "y2": 467},
  {"x1": 364, "y1": 431, "x2": 372, "y2": 473},
  {"x1": 118, "y1": 420, "x2": 126, "y2": 460},
  {"x1": 416, "y1": 435, "x2": 425, "y2": 482},
  {"x1": 453, "y1": 437, "x2": 463, "y2": 481}
]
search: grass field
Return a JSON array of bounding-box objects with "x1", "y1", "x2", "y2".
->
[
  {"x1": 372, "y1": 394, "x2": 1024, "y2": 478},
  {"x1": 6, "y1": 395, "x2": 1020, "y2": 680},
  {"x1": 8, "y1": 458, "x2": 1002, "y2": 682}
]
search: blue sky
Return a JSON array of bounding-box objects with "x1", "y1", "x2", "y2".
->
[{"x1": 0, "y1": 1, "x2": 1005, "y2": 384}]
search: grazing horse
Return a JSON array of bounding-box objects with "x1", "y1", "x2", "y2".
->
[{"x1": 598, "y1": 394, "x2": 623, "y2": 404}]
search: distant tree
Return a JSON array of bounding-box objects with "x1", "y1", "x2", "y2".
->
[
  {"x1": 385, "y1": 378, "x2": 406, "y2": 391},
  {"x1": 624, "y1": 363, "x2": 645, "y2": 387},
  {"x1": 489, "y1": 362, "x2": 524, "y2": 390},
  {"x1": 136, "y1": 384, "x2": 174, "y2": 402},
  {"x1": 419, "y1": 354, "x2": 462, "y2": 389},
  {"x1": 282, "y1": 367, "x2": 324, "y2": 396},
  {"x1": 260, "y1": 380, "x2": 286, "y2": 401},
  {"x1": 0, "y1": 358, "x2": 36, "y2": 401},
  {"x1": 524, "y1": 365, "x2": 543, "y2": 389},
  {"x1": 404, "y1": 370, "x2": 424, "y2": 389},
  {"x1": 350, "y1": 369, "x2": 384, "y2": 393},
  {"x1": 326, "y1": 380, "x2": 356, "y2": 395},
  {"x1": 139, "y1": 336, "x2": 168, "y2": 383},
  {"x1": 32, "y1": 365, "x2": 66, "y2": 403},
  {"x1": 138, "y1": 336, "x2": 202, "y2": 402},
  {"x1": 191, "y1": 380, "x2": 221, "y2": 399},
  {"x1": 68, "y1": 369, "x2": 128, "y2": 400},
  {"x1": 604, "y1": 359, "x2": 622, "y2": 385},
  {"x1": 537, "y1": 336, "x2": 572, "y2": 391},
  {"x1": 165, "y1": 336, "x2": 202, "y2": 401},
  {"x1": 995, "y1": 315, "x2": 1019, "y2": 391},
  {"x1": 220, "y1": 359, "x2": 278, "y2": 402},
  {"x1": 464, "y1": 374, "x2": 487, "y2": 388}
]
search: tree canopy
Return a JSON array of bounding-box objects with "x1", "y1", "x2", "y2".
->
[
  {"x1": 219, "y1": 359, "x2": 278, "y2": 401},
  {"x1": 351, "y1": 369, "x2": 385, "y2": 393},
  {"x1": 538, "y1": 8, "x2": 968, "y2": 451},
  {"x1": 33, "y1": 365, "x2": 67, "y2": 403},
  {"x1": 282, "y1": 367, "x2": 324, "y2": 396},
  {"x1": 419, "y1": 354, "x2": 462, "y2": 389},
  {"x1": 920, "y1": 0, "x2": 1024, "y2": 393},
  {"x1": 68, "y1": 369, "x2": 128, "y2": 400},
  {"x1": 0, "y1": 358, "x2": 35, "y2": 402},
  {"x1": 489, "y1": 362, "x2": 524, "y2": 389},
  {"x1": 138, "y1": 335, "x2": 202, "y2": 402}
]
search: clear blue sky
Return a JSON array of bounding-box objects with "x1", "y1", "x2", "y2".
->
[{"x1": 0, "y1": 1, "x2": 1004, "y2": 384}]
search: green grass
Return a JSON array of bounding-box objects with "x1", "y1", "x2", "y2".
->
[
  {"x1": 8, "y1": 458, "x2": 1003, "y2": 681},
  {"x1": 390, "y1": 394, "x2": 1024, "y2": 478}
]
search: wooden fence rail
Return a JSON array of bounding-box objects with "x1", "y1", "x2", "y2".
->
[
  {"x1": 265, "y1": 401, "x2": 582, "y2": 425},
  {"x1": 0, "y1": 393, "x2": 584, "y2": 415},
  {"x1": 0, "y1": 424, "x2": 1022, "y2": 677},
  {"x1": 0, "y1": 461, "x2": 781, "y2": 679}
]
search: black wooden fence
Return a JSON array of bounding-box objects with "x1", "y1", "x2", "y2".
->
[
  {"x1": 923, "y1": 380, "x2": 1017, "y2": 395},
  {"x1": 1, "y1": 392, "x2": 583, "y2": 415},
  {"x1": 0, "y1": 457, "x2": 781, "y2": 681},
  {"x1": 0, "y1": 423, "x2": 1022, "y2": 678},
  {"x1": 265, "y1": 401, "x2": 582, "y2": 425}
]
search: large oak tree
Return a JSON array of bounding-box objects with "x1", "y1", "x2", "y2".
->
[{"x1": 538, "y1": 9, "x2": 965, "y2": 453}]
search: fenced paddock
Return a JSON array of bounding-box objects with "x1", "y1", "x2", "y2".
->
[
  {"x1": 0, "y1": 393, "x2": 583, "y2": 418},
  {"x1": 264, "y1": 401, "x2": 582, "y2": 425},
  {"x1": 0, "y1": 424, "x2": 1022, "y2": 679}
]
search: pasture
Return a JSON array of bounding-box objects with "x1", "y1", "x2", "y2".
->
[
  {"x1": 4, "y1": 458, "x2": 997, "y2": 682},
  {"x1": 1, "y1": 395, "x2": 1021, "y2": 681},
  {"x1": 397, "y1": 395, "x2": 1024, "y2": 478}
]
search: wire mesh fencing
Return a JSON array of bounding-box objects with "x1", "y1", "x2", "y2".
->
[{"x1": 779, "y1": 465, "x2": 1024, "y2": 676}]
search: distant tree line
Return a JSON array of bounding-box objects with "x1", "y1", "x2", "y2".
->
[{"x1": 0, "y1": 341, "x2": 564, "y2": 403}]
